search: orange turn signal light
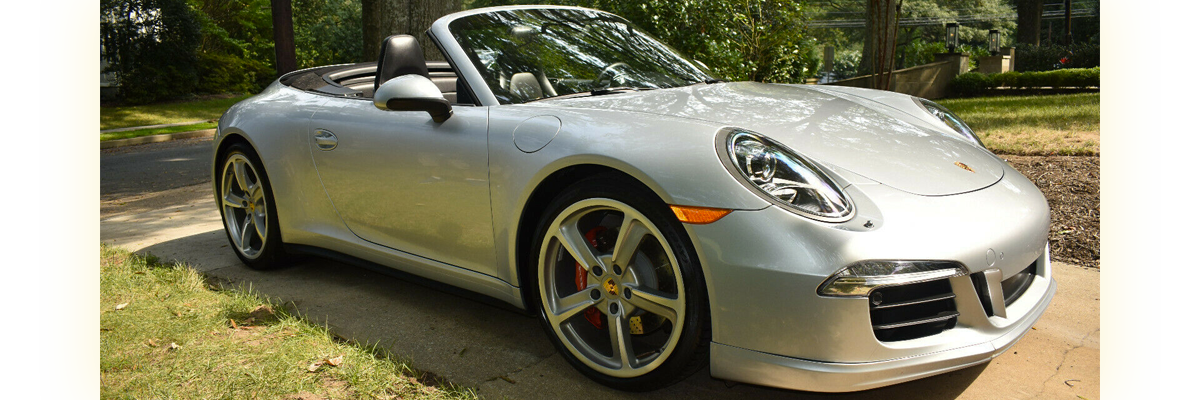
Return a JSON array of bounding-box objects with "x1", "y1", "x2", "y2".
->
[{"x1": 669, "y1": 205, "x2": 732, "y2": 225}]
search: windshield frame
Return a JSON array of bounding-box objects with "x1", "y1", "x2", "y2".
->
[{"x1": 429, "y1": 5, "x2": 713, "y2": 106}]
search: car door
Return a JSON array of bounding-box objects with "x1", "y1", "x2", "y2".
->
[{"x1": 308, "y1": 97, "x2": 496, "y2": 276}]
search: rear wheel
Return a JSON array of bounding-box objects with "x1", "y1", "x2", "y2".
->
[
  {"x1": 218, "y1": 142, "x2": 284, "y2": 269},
  {"x1": 531, "y1": 174, "x2": 709, "y2": 391}
]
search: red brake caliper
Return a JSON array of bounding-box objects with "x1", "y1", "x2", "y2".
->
[{"x1": 576, "y1": 226, "x2": 607, "y2": 329}]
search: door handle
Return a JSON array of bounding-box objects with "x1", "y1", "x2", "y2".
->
[{"x1": 314, "y1": 129, "x2": 338, "y2": 150}]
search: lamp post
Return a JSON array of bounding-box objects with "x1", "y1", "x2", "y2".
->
[
  {"x1": 945, "y1": 22, "x2": 959, "y2": 53},
  {"x1": 988, "y1": 29, "x2": 1001, "y2": 55}
]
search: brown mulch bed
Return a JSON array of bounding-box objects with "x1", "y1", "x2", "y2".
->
[{"x1": 1004, "y1": 155, "x2": 1099, "y2": 269}]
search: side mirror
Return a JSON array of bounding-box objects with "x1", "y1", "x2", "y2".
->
[{"x1": 374, "y1": 74, "x2": 453, "y2": 123}]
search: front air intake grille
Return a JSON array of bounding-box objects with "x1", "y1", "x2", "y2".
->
[
  {"x1": 971, "y1": 261, "x2": 1038, "y2": 318},
  {"x1": 970, "y1": 272, "x2": 995, "y2": 317},
  {"x1": 869, "y1": 279, "x2": 958, "y2": 342},
  {"x1": 1001, "y1": 262, "x2": 1037, "y2": 306}
]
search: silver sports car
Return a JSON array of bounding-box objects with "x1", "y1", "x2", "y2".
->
[{"x1": 213, "y1": 5, "x2": 1055, "y2": 393}]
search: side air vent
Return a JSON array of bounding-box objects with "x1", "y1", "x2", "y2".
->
[{"x1": 869, "y1": 279, "x2": 958, "y2": 342}]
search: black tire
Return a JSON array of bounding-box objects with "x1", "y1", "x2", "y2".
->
[
  {"x1": 217, "y1": 141, "x2": 286, "y2": 270},
  {"x1": 529, "y1": 173, "x2": 711, "y2": 391}
]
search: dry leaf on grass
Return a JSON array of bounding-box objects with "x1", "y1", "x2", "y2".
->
[
  {"x1": 115, "y1": 302, "x2": 129, "y2": 310},
  {"x1": 248, "y1": 305, "x2": 275, "y2": 320},
  {"x1": 306, "y1": 355, "x2": 345, "y2": 372}
]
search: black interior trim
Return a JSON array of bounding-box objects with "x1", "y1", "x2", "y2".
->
[{"x1": 426, "y1": 29, "x2": 481, "y2": 106}]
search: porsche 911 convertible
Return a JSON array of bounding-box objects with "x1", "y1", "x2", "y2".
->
[{"x1": 213, "y1": 4, "x2": 1055, "y2": 392}]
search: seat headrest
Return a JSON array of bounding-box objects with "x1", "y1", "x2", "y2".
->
[
  {"x1": 509, "y1": 72, "x2": 543, "y2": 102},
  {"x1": 374, "y1": 35, "x2": 429, "y2": 89}
]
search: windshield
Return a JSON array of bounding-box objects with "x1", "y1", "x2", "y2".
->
[{"x1": 448, "y1": 8, "x2": 714, "y2": 104}]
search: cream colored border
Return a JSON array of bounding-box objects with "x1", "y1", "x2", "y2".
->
[
  {"x1": 1099, "y1": 0, "x2": 1156, "y2": 398},
  {"x1": 41, "y1": 0, "x2": 99, "y2": 398},
  {"x1": 42, "y1": 0, "x2": 1156, "y2": 396}
]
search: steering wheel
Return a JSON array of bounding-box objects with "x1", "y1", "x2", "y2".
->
[{"x1": 591, "y1": 62, "x2": 629, "y2": 88}]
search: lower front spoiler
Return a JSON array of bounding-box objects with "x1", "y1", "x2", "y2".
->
[{"x1": 709, "y1": 278, "x2": 1057, "y2": 393}]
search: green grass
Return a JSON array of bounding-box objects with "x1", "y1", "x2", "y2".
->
[
  {"x1": 941, "y1": 93, "x2": 1100, "y2": 156},
  {"x1": 100, "y1": 245, "x2": 478, "y2": 400},
  {"x1": 100, "y1": 122, "x2": 216, "y2": 142},
  {"x1": 101, "y1": 94, "x2": 251, "y2": 130}
]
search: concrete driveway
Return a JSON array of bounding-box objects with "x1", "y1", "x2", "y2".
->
[{"x1": 101, "y1": 140, "x2": 1099, "y2": 399}]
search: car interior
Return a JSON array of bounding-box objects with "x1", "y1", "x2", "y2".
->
[{"x1": 278, "y1": 34, "x2": 475, "y2": 105}]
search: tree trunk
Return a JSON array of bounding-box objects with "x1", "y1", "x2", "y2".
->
[
  {"x1": 1064, "y1": 0, "x2": 1072, "y2": 44},
  {"x1": 858, "y1": 0, "x2": 901, "y2": 89},
  {"x1": 1016, "y1": 0, "x2": 1043, "y2": 46},
  {"x1": 271, "y1": 0, "x2": 297, "y2": 76},
  {"x1": 362, "y1": 0, "x2": 462, "y2": 62},
  {"x1": 857, "y1": 0, "x2": 875, "y2": 77}
]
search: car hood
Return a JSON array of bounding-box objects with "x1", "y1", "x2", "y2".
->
[{"x1": 535, "y1": 82, "x2": 1003, "y2": 196}]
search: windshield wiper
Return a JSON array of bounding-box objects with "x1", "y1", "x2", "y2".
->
[
  {"x1": 688, "y1": 78, "x2": 723, "y2": 86},
  {"x1": 589, "y1": 86, "x2": 641, "y2": 95},
  {"x1": 529, "y1": 86, "x2": 648, "y2": 102}
]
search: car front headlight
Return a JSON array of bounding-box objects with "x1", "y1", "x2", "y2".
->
[
  {"x1": 915, "y1": 97, "x2": 983, "y2": 147},
  {"x1": 722, "y1": 129, "x2": 853, "y2": 222}
]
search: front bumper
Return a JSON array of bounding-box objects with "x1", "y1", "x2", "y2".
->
[
  {"x1": 686, "y1": 164, "x2": 1055, "y2": 392},
  {"x1": 710, "y1": 267, "x2": 1055, "y2": 392}
]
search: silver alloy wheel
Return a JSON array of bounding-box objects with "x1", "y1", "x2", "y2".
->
[
  {"x1": 538, "y1": 198, "x2": 686, "y2": 378},
  {"x1": 221, "y1": 153, "x2": 269, "y2": 260}
]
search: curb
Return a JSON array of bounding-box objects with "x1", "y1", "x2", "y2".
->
[
  {"x1": 100, "y1": 120, "x2": 212, "y2": 133},
  {"x1": 100, "y1": 129, "x2": 215, "y2": 150}
]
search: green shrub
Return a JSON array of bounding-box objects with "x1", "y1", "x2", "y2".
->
[
  {"x1": 195, "y1": 52, "x2": 275, "y2": 95},
  {"x1": 897, "y1": 38, "x2": 945, "y2": 70},
  {"x1": 949, "y1": 67, "x2": 1099, "y2": 97},
  {"x1": 948, "y1": 72, "x2": 994, "y2": 97},
  {"x1": 1014, "y1": 43, "x2": 1100, "y2": 72},
  {"x1": 992, "y1": 71, "x2": 1021, "y2": 88},
  {"x1": 831, "y1": 51, "x2": 862, "y2": 80}
]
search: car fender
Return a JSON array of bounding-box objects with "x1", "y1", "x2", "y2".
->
[{"x1": 486, "y1": 104, "x2": 771, "y2": 292}]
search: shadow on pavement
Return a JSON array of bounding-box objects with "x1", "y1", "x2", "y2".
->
[{"x1": 141, "y1": 230, "x2": 985, "y2": 400}]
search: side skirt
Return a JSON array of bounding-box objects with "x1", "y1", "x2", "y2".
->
[{"x1": 283, "y1": 244, "x2": 534, "y2": 316}]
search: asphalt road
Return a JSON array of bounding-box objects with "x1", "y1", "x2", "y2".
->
[
  {"x1": 99, "y1": 139, "x2": 1099, "y2": 400},
  {"x1": 101, "y1": 137, "x2": 213, "y2": 200}
]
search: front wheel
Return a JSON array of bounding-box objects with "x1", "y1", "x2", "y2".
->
[
  {"x1": 531, "y1": 174, "x2": 710, "y2": 391},
  {"x1": 218, "y1": 142, "x2": 285, "y2": 269}
]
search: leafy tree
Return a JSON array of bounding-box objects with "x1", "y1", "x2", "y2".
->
[
  {"x1": 189, "y1": 0, "x2": 276, "y2": 94},
  {"x1": 101, "y1": 0, "x2": 203, "y2": 103},
  {"x1": 294, "y1": 0, "x2": 363, "y2": 68},
  {"x1": 467, "y1": 0, "x2": 820, "y2": 83},
  {"x1": 705, "y1": 0, "x2": 817, "y2": 82},
  {"x1": 103, "y1": 0, "x2": 369, "y2": 103},
  {"x1": 895, "y1": 0, "x2": 1015, "y2": 68},
  {"x1": 809, "y1": 0, "x2": 1017, "y2": 74}
]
